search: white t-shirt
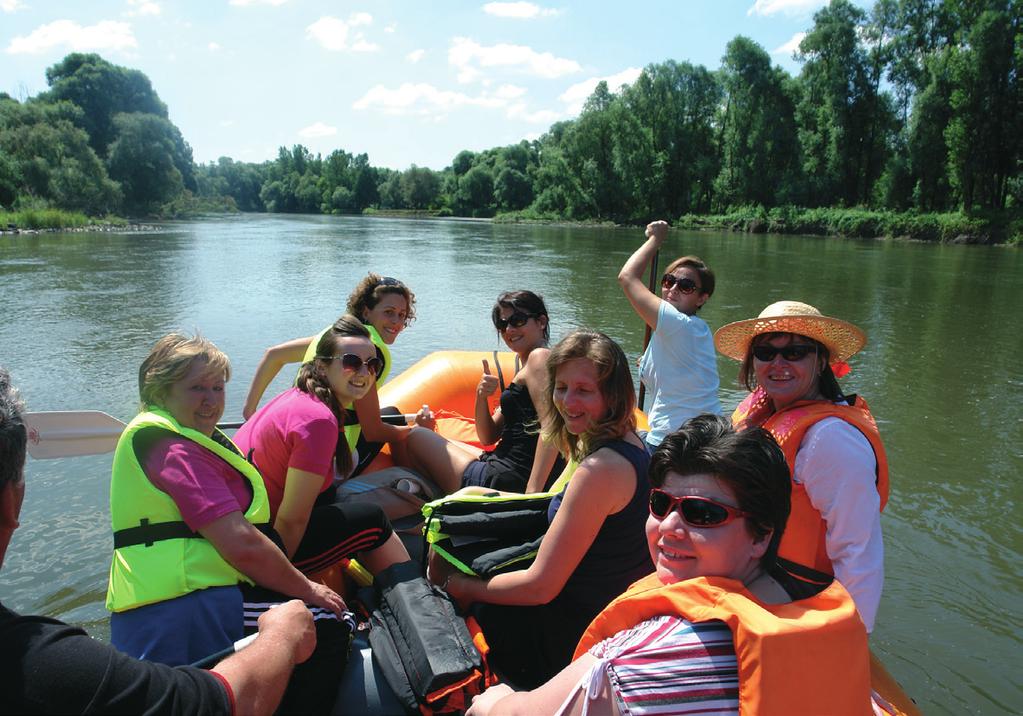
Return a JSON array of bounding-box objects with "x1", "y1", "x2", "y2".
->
[
  {"x1": 639, "y1": 300, "x2": 721, "y2": 445},
  {"x1": 794, "y1": 416, "x2": 884, "y2": 632}
]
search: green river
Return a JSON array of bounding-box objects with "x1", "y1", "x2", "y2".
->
[{"x1": 1, "y1": 215, "x2": 1020, "y2": 714}]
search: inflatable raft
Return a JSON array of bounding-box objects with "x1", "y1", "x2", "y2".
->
[{"x1": 331, "y1": 350, "x2": 922, "y2": 716}]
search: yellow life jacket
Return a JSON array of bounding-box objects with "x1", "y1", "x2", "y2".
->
[
  {"x1": 106, "y1": 409, "x2": 270, "y2": 612},
  {"x1": 574, "y1": 573, "x2": 872, "y2": 716}
]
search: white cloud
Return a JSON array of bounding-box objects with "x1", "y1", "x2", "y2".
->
[
  {"x1": 559, "y1": 67, "x2": 641, "y2": 114},
  {"x1": 407, "y1": 49, "x2": 425, "y2": 63},
  {"x1": 307, "y1": 14, "x2": 378, "y2": 52},
  {"x1": 298, "y1": 121, "x2": 338, "y2": 138},
  {"x1": 384, "y1": 23, "x2": 397, "y2": 33},
  {"x1": 506, "y1": 103, "x2": 561, "y2": 124},
  {"x1": 747, "y1": 0, "x2": 824, "y2": 17},
  {"x1": 483, "y1": 2, "x2": 560, "y2": 19},
  {"x1": 126, "y1": 0, "x2": 161, "y2": 17},
  {"x1": 6, "y1": 20, "x2": 138, "y2": 55},
  {"x1": 208, "y1": 41, "x2": 221, "y2": 51},
  {"x1": 230, "y1": 0, "x2": 289, "y2": 6},
  {"x1": 219, "y1": 119, "x2": 235, "y2": 127},
  {"x1": 1, "y1": 0, "x2": 26, "y2": 12},
  {"x1": 773, "y1": 32, "x2": 805, "y2": 56},
  {"x1": 494, "y1": 84, "x2": 527, "y2": 99},
  {"x1": 448, "y1": 36, "x2": 580, "y2": 83},
  {"x1": 354, "y1": 83, "x2": 511, "y2": 117}
]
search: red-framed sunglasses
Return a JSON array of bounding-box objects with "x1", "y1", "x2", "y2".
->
[{"x1": 648, "y1": 489, "x2": 750, "y2": 527}]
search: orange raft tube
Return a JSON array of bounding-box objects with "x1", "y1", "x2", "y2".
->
[{"x1": 336, "y1": 350, "x2": 920, "y2": 716}]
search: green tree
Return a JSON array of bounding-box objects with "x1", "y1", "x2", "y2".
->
[
  {"x1": 494, "y1": 166, "x2": 533, "y2": 211},
  {"x1": 455, "y1": 165, "x2": 495, "y2": 216},
  {"x1": 106, "y1": 112, "x2": 185, "y2": 213},
  {"x1": 400, "y1": 165, "x2": 441, "y2": 209}
]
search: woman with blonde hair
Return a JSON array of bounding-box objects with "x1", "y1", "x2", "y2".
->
[
  {"x1": 107, "y1": 333, "x2": 344, "y2": 666},
  {"x1": 434, "y1": 330, "x2": 653, "y2": 688}
]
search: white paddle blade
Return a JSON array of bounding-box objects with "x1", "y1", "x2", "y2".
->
[{"x1": 24, "y1": 411, "x2": 126, "y2": 459}]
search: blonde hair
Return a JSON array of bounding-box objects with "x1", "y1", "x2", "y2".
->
[
  {"x1": 139, "y1": 333, "x2": 231, "y2": 411},
  {"x1": 541, "y1": 330, "x2": 636, "y2": 460}
]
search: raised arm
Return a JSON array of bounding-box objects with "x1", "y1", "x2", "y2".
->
[
  {"x1": 242, "y1": 337, "x2": 315, "y2": 419},
  {"x1": 445, "y1": 451, "x2": 632, "y2": 606},
  {"x1": 618, "y1": 221, "x2": 668, "y2": 329},
  {"x1": 211, "y1": 599, "x2": 316, "y2": 716},
  {"x1": 200, "y1": 511, "x2": 345, "y2": 616}
]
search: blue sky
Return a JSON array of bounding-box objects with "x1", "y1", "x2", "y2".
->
[{"x1": 1, "y1": 0, "x2": 850, "y2": 170}]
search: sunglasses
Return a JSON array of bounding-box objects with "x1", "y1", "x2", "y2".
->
[
  {"x1": 661, "y1": 274, "x2": 700, "y2": 294},
  {"x1": 494, "y1": 312, "x2": 536, "y2": 332},
  {"x1": 648, "y1": 489, "x2": 750, "y2": 527},
  {"x1": 751, "y1": 344, "x2": 817, "y2": 362},
  {"x1": 377, "y1": 276, "x2": 404, "y2": 288},
  {"x1": 328, "y1": 353, "x2": 383, "y2": 374}
]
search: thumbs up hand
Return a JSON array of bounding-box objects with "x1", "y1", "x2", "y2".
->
[{"x1": 477, "y1": 359, "x2": 500, "y2": 399}]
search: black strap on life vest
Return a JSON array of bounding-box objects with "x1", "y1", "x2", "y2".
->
[{"x1": 114, "y1": 518, "x2": 275, "y2": 549}]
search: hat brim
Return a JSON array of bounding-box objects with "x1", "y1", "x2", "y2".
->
[{"x1": 714, "y1": 313, "x2": 867, "y2": 363}]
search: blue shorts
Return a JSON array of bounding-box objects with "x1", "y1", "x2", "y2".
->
[
  {"x1": 461, "y1": 458, "x2": 492, "y2": 487},
  {"x1": 110, "y1": 585, "x2": 243, "y2": 666}
]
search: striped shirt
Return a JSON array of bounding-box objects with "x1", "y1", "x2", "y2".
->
[{"x1": 586, "y1": 615, "x2": 738, "y2": 715}]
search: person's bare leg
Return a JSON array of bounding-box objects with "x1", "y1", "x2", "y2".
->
[
  {"x1": 404, "y1": 428, "x2": 480, "y2": 494},
  {"x1": 359, "y1": 532, "x2": 410, "y2": 574}
]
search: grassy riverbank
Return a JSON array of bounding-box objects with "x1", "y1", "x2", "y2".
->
[
  {"x1": 676, "y1": 206, "x2": 1022, "y2": 245},
  {"x1": 0, "y1": 208, "x2": 128, "y2": 232}
]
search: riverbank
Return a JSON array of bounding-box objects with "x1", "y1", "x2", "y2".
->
[
  {"x1": 676, "y1": 206, "x2": 1022, "y2": 245},
  {"x1": 0, "y1": 208, "x2": 141, "y2": 234}
]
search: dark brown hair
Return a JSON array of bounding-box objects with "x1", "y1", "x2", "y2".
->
[
  {"x1": 296, "y1": 314, "x2": 371, "y2": 476},
  {"x1": 346, "y1": 273, "x2": 416, "y2": 327},
  {"x1": 663, "y1": 255, "x2": 715, "y2": 300},
  {"x1": 650, "y1": 414, "x2": 791, "y2": 567},
  {"x1": 491, "y1": 290, "x2": 550, "y2": 342}
]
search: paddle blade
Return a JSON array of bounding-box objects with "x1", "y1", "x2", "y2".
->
[{"x1": 24, "y1": 411, "x2": 125, "y2": 459}]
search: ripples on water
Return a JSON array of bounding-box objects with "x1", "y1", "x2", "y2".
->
[{"x1": 1, "y1": 216, "x2": 1020, "y2": 713}]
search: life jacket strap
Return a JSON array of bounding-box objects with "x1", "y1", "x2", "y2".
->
[{"x1": 114, "y1": 518, "x2": 275, "y2": 549}]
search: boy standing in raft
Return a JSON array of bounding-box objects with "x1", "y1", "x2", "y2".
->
[{"x1": 618, "y1": 220, "x2": 721, "y2": 452}]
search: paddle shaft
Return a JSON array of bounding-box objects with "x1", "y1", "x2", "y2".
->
[
  {"x1": 24, "y1": 410, "x2": 419, "y2": 459},
  {"x1": 637, "y1": 247, "x2": 660, "y2": 411},
  {"x1": 191, "y1": 633, "x2": 257, "y2": 669}
]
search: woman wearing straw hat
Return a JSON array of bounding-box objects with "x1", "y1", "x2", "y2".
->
[{"x1": 714, "y1": 300, "x2": 888, "y2": 632}]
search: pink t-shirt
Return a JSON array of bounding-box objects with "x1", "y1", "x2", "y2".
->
[
  {"x1": 141, "y1": 437, "x2": 253, "y2": 531},
  {"x1": 233, "y1": 388, "x2": 338, "y2": 518}
]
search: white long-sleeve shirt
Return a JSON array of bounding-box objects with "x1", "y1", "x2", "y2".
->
[{"x1": 793, "y1": 416, "x2": 884, "y2": 632}]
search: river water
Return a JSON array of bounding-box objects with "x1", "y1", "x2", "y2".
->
[{"x1": 1, "y1": 215, "x2": 1020, "y2": 714}]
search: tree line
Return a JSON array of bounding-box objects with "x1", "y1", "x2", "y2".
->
[{"x1": 2, "y1": 0, "x2": 1020, "y2": 227}]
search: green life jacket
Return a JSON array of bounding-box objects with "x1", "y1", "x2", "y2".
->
[
  {"x1": 299, "y1": 323, "x2": 392, "y2": 453},
  {"x1": 106, "y1": 409, "x2": 270, "y2": 613}
]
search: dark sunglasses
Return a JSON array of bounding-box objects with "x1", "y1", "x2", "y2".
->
[
  {"x1": 661, "y1": 274, "x2": 700, "y2": 294},
  {"x1": 648, "y1": 489, "x2": 750, "y2": 527},
  {"x1": 494, "y1": 312, "x2": 536, "y2": 332},
  {"x1": 377, "y1": 276, "x2": 405, "y2": 288},
  {"x1": 751, "y1": 344, "x2": 817, "y2": 362},
  {"x1": 328, "y1": 353, "x2": 383, "y2": 374}
]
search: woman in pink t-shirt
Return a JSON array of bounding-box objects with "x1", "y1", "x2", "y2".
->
[{"x1": 235, "y1": 315, "x2": 409, "y2": 576}]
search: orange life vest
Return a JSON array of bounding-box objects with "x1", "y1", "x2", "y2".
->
[
  {"x1": 732, "y1": 388, "x2": 889, "y2": 585},
  {"x1": 574, "y1": 573, "x2": 872, "y2": 716}
]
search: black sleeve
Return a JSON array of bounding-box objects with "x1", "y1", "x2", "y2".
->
[{"x1": 1, "y1": 606, "x2": 232, "y2": 716}]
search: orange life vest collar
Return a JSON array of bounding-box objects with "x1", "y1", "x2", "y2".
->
[
  {"x1": 732, "y1": 388, "x2": 889, "y2": 579},
  {"x1": 574, "y1": 573, "x2": 873, "y2": 716}
]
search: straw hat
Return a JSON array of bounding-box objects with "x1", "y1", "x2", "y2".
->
[{"x1": 714, "y1": 301, "x2": 867, "y2": 363}]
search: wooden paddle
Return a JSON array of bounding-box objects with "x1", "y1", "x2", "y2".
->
[
  {"x1": 636, "y1": 247, "x2": 660, "y2": 411},
  {"x1": 24, "y1": 410, "x2": 418, "y2": 460}
]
